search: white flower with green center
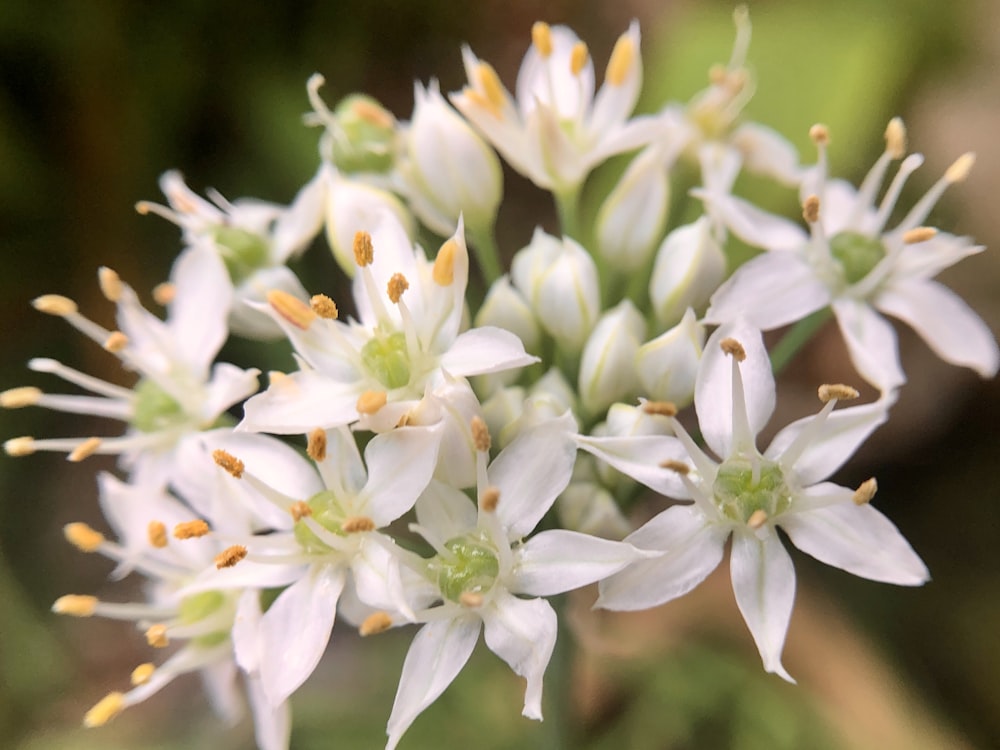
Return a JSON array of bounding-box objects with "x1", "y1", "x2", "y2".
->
[
  {"x1": 578, "y1": 321, "x2": 928, "y2": 681},
  {"x1": 3, "y1": 250, "x2": 259, "y2": 488},
  {"x1": 702, "y1": 119, "x2": 998, "y2": 391},
  {"x1": 238, "y1": 214, "x2": 536, "y2": 434},
  {"x1": 385, "y1": 413, "x2": 647, "y2": 749}
]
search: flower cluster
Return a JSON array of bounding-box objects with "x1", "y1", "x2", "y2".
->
[{"x1": 3, "y1": 9, "x2": 995, "y2": 750}]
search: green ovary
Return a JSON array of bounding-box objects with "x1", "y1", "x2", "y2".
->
[
  {"x1": 293, "y1": 489, "x2": 349, "y2": 554},
  {"x1": 432, "y1": 534, "x2": 500, "y2": 603},
  {"x1": 214, "y1": 226, "x2": 270, "y2": 283},
  {"x1": 179, "y1": 590, "x2": 230, "y2": 648},
  {"x1": 713, "y1": 457, "x2": 792, "y2": 523},
  {"x1": 829, "y1": 231, "x2": 886, "y2": 285},
  {"x1": 131, "y1": 379, "x2": 186, "y2": 433},
  {"x1": 361, "y1": 331, "x2": 412, "y2": 390}
]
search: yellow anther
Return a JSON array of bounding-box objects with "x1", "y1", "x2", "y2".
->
[
  {"x1": 642, "y1": 400, "x2": 678, "y2": 417},
  {"x1": 945, "y1": 152, "x2": 975, "y2": 183},
  {"x1": 267, "y1": 289, "x2": 316, "y2": 330},
  {"x1": 853, "y1": 477, "x2": 878, "y2": 505},
  {"x1": 818, "y1": 383, "x2": 860, "y2": 403},
  {"x1": 357, "y1": 390, "x2": 387, "y2": 415},
  {"x1": 52, "y1": 594, "x2": 98, "y2": 617},
  {"x1": 68, "y1": 437, "x2": 102, "y2": 463},
  {"x1": 342, "y1": 516, "x2": 376, "y2": 533},
  {"x1": 290, "y1": 500, "x2": 313, "y2": 521},
  {"x1": 0, "y1": 387, "x2": 42, "y2": 408},
  {"x1": 480, "y1": 486, "x2": 500, "y2": 513},
  {"x1": 570, "y1": 41, "x2": 589, "y2": 76},
  {"x1": 351, "y1": 98, "x2": 394, "y2": 130},
  {"x1": 64, "y1": 522, "x2": 104, "y2": 552},
  {"x1": 720, "y1": 338, "x2": 747, "y2": 361},
  {"x1": 215, "y1": 544, "x2": 248, "y2": 569},
  {"x1": 353, "y1": 230, "x2": 375, "y2": 267},
  {"x1": 135, "y1": 201, "x2": 152, "y2": 215},
  {"x1": 460, "y1": 591, "x2": 484, "y2": 608},
  {"x1": 310, "y1": 293, "x2": 339, "y2": 320},
  {"x1": 471, "y1": 416, "x2": 491, "y2": 453},
  {"x1": 173, "y1": 519, "x2": 210, "y2": 539},
  {"x1": 360, "y1": 611, "x2": 394, "y2": 636},
  {"x1": 147, "y1": 520, "x2": 168, "y2": 549},
  {"x1": 433, "y1": 238, "x2": 458, "y2": 286},
  {"x1": 4, "y1": 436, "x2": 35, "y2": 456},
  {"x1": 809, "y1": 124, "x2": 830, "y2": 145},
  {"x1": 103, "y1": 331, "x2": 129, "y2": 353},
  {"x1": 387, "y1": 273, "x2": 409, "y2": 304},
  {"x1": 33, "y1": 294, "x2": 78, "y2": 316},
  {"x1": 307, "y1": 428, "x2": 328, "y2": 462},
  {"x1": 531, "y1": 21, "x2": 553, "y2": 57},
  {"x1": 97, "y1": 267, "x2": 123, "y2": 303},
  {"x1": 606, "y1": 32, "x2": 635, "y2": 86},
  {"x1": 802, "y1": 194, "x2": 821, "y2": 224},
  {"x1": 212, "y1": 448, "x2": 245, "y2": 479},
  {"x1": 475, "y1": 62, "x2": 506, "y2": 113},
  {"x1": 885, "y1": 117, "x2": 906, "y2": 159},
  {"x1": 153, "y1": 281, "x2": 177, "y2": 306},
  {"x1": 145, "y1": 624, "x2": 169, "y2": 648},
  {"x1": 708, "y1": 63, "x2": 728, "y2": 85},
  {"x1": 747, "y1": 509, "x2": 769, "y2": 529},
  {"x1": 659, "y1": 459, "x2": 690, "y2": 475},
  {"x1": 902, "y1": 227, "x2": 938, "y2": 244},
  {"x1": 83, "y1": 692, "x2": 125, "y2": 728},
  {"x1": 131, "y1": 663, "x2": 156, "y2": 686}
]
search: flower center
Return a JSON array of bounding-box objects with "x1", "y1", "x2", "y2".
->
[
  {"x1": 214, "y1": 226, "x2": 270, "y2": 283},
  {"x1": 178, "y1": 590, "x2": 230, "y2": 648},
  {"x1": 293, "y1": 489, "x2": 352, "y2": 553},
  {"x1": 829, "y1": 231, "x2": 886, "y2": 285},
  {"x1": 712, "y1": 457, "x2": 792, "y2": 524},
  {"x1": 430, "y1": 533, "x2": 500, "y2": 603},
  {"x1": 131, "y1": 379, "x2": 186, "y2": 433},
  {"x1": 360, "y1": 331, "x2": 412, "y2": 390}
]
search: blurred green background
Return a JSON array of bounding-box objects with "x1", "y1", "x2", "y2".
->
[{"x1": 2, "y1": 0, "x2": 999, "y2": 748}]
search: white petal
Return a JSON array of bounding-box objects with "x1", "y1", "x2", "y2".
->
[
  {"x1": 272, "y1": 168, "x2": 327, "y2": 261},
  {"x1": 202, "y1": 363, "x2": 260, "y2": 421},
  {"x1": 415, "y1": 479, "x2": 478, "y2": 541},
  {"x1": 597, "y1": 505, "x2": 728, "y2": 610},
  {"x1": 695, "y1": 189, "x2": 807, "y2": 252},
  {"x1": 233, "y1": 589, "x2": 264, "y2": 673},
  {"x1": 481, "y1": 592, "x2": 557, "y2": 720},
  {"x1": 876, "y1": 278, "x2": 999, "y2": 378},
  {"x1": 730, "y1": 122, "x2": 802, "y2": 185},
  {"x1": 315, "y1": 426, "x2": 366, "y2": 497},
  {"x1": 440, "y1": 327, "x2": 538, "y2": 377},
  {"x1": 245, "y1": 670, "x2": 292, "y2": 750},
  {"x1": 386, "y1": 616, "x2": 481, "y2": 750},
  {"x1": 832, "y1": 298, "x2": 906, "y2": 392},
  {"x1": 350, "y1": 535, "x2": 411, "y2": 617},
  {"x1": 782, "y1": 502, "x2": 929, "y2": 585},
  {"x1": 167, "y1": 246, "x2": 232, "y2": 375},
  {"x1": 199, "y1": 659, "x2": 244, "y2": 725},
  {"x1": 238, "y1": 370, "x2": 360, "y2": 434},
  {"x1": 513, "y1": 530, "x2": 646, "y2": 596},
  {"x1": 730, "y1": 531, "x2": 796, "y2": 682},
  {"x1": 575, "y1": 434, "x2": 691, "y2": 500},
  {"x1": 890, "y1": 234, "x2": 983, "y2": 280},
  {"x1": 362, "y1": 423, "x2": 443, "y2": 526}
]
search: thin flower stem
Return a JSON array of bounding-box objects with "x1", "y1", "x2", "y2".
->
[
  {"x1": 467, "y1": 225, "x2": 503, "y2": 285},
  {"x1": 554, "y1": 185, "x2": 582, "y2": 241},
  {"x1": 543, "y1": 593, "x2": 572, "y2": 750},
  {"x1": 769, "y1": 308, "x2": 833, "y2": 375}
]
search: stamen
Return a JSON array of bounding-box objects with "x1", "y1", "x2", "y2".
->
[
  {"x1": 147, "y1": 521, "x2": 168, "y2": 549},
  {"x1": 145, "y1": 624, "x2": 169, "y2": 648},
  {"x1": 173, "y1": 520, "x2": 210, "y2": 539},
  {"x1": 357, "y1": 390, "x2": 387, "y2": 414},
  {"x1": 103, "y1": 331, "x2": 129, "y2": 353},
  {"x1": 360, "y1": 611, "x2": 393, "y2": 636},
  {"x1": 642, "y1": 400, "x2": 678, "y2": 417},
  {"x1": 307, "y1": 428, "x2": 327, "y2": 462},
  {"x1": 131, "y1": 663, "x2": 156, "y2": 686},
  {"x1": 606, "y1": 32, "x2": 635, "y2": 86},
  {"x1": 817, "y1": 383, "x2": 859, "y2": 403},
  {"x1": 475, "y1": 62, "x2": 506, "y2": 113},
  {"x1": 0, "y1": 387, "x2": 42, "y2": 408},
  {"x1": 747, "y1": 509, "x2": 768, "y2": 529},
  {"x1": 480, "y1": 486, "x2": 500, "y2": 513},
  {"x1": 720, "y1": 337, "x2": 746, "y2": 361},
  {"x1": 290, "y1": 501, "x2": 312, "y2": 521},
  {"x1": 531, "y1": 21, "x2": 553, "y2": 57},
  {"x1": 802, "y1": 194, "x2": 821, "y2": 224},
  {"x1": 212, "y1": 449, "x2": 245, "y2": 478},
  {"x1": 64, "y1": 522, "x2": 105, "y2": 552},
  {"x1": 353, "y1": 230, "x2": 375, "y2": 266},
  {"x1": 33, "y1": 294, "x2": 78, "y2": 316},
  {"x1": 152, "y1": 282, "x2": 176, "y2": 306},
  {"x1": 460, "y1": 591, "x2": 484, "y2": 608},
  {"x1": 4, "y1": 436, "x2": 35, "y2": 456},
  {"x1": 215, "y1": 544, "x2": 248, "y2": 569},
  {"x1": 387, "y1": 273, "x2": 409, "y2": 304},
  {"x1": 902, "y1": 227, "x2": 937, "y2": 244},
  {"x1": 97, "y1": 267, "x2": 123, "y2": 303},
  {"x1": 570, "y1": 42, "x2": 589, "y2": 76},
  {"x1": 83, "y1": 692, "x2": 124, "y2": 728},
  {"x1": 853, "y1": 477, "x2": 878, "y2": 505},
  {"x1": 342, "y1": 516, "x2": 376, "y2": 533},
  {"x1": 267, "y1": 289, "x2": 317, "y2": 329},
  {"x1": 471, "y1": 416, "x2": 491, "y2": 452},
  {"x1": 433, "y1": 238, "x2": 458, "y2": 286},
  {"x1": 945, "y1": 152, "x2": 975, "y2": 183},
  {"x1": 659, "y1": 459, "x2": 690, "y2": 475},
  {"x1": 68, "y1": 437, "x2": 102, "y2": 462},
  {"x1": 310, "y1": 293, "x2": 339, "y2": 319},
  {"x1": 885, "y1": 117, "x2": 906, "y2": 159},
  {"x1": 52, "y1": 594, "x2": 98, "y2": 617},
  {"x1": 809, "y1": 124, "x2": 830, "y2": 145}
]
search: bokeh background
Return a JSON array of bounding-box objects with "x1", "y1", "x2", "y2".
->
[{"x1": 2, "y1": 0, "x2": 999, "y2": 748}]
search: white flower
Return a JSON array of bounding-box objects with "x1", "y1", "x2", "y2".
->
[
  {"x1": 636, "y1": 308, "x2": 706, "y2": 407},
  {"x1": 579, "y1": 321, "x2": 928, "y2": 681},
  {"x1": 649, "y1": 217, "x2": 727, "y2": 328},
  {"x1": 703, "y1": 119, "x2": 999, "y2": 391},
  {"x1": 578, "y1": 299, "x2": 646, "y2": 417}
]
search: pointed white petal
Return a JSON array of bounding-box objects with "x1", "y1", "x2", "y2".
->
[
  {"x1": 440, "y1": 327, "x2": 539, "y2": 377},
  {"x1": 832, "y1": 298, "x2": 906, "y2": 392},
  {"x1": 695, "y1": 190, "x2": 807, "y2": 252},
  {"x1": 167, "y1": 246, "x2": 232, "y2": 375},
  {"x1": 415, "y1": 479, "x2": 478, "y2": 541},
  {"x1": 362, "y1": 423, "x2": 443, "y2": 526},
  {"x1": 575, "y1": 434, "x2": 691, "y2": 500},
  {"x1": 202, "y1": 363, "x2": 260, "y2": 421},
  {"x1": 238, "y1": 371, "x2": 360, "y2": 434},
  {"x1": 199, "y1": 659, "x2": 244, "y2": 726},
  {"x1": 890, "y1": 234, "x2": 983, "y2": 280},
  {"x1": 233, "y1": 589, "x2": 264, "y2": 673},
  {"x1": 245, "y1": 670, "x2": 292, "y2": 750},
  {"x1": 730, "y1": 122, "x2": 801, "y2": 185},
  {"x1": 513, "y1": 530, "x2": 646, "y2": 596}
]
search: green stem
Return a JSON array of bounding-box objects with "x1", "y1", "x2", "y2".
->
[
  {"x1": 554, "y1": 186, "x2": 582, "y2": 241},
  {"x1": 543, "y1": 593, "x2": 573, "y2": 750},
  {"x1": 769, "y1": 308, "x2": 833, "y2": 375},
  {"x1": 467, "y1": 225, "x2": 503, "y2": 286}
]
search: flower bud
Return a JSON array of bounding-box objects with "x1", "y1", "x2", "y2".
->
[
  {"x1": 511, "y1": 228, "x2": 600, "y2": 353},
  {"x1": 495, "y1": 369, "x2": 577, "y2": 448},
  {"x1": 474, "y1": 276, "x2": 541, "y2": 356},
  {"x1": 400, "y1": 81, "x2": 503, "y2": 238},
  {"x1": 578, "y1": 300, "x2": 646, "y2": 417},
  {"x1": 649, "y1": 217, "x2": 726, "y2": 327},
  {"x1": 481, "y1": 385, "x2": 526, "y2": 449},
  {"x1": 592, "y1": 402, "x2": 673, "y2": 491},
  {"x1": 329, "y1": 93, "x2": 398, "y2": 174},
  {"x1": 636, "y1": 308, "x2": 705, "y2": 407},
  {"x1": 558, "y1": 481, "x2": 630, "y2": 539}
]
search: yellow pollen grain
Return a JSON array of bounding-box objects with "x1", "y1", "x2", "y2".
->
[
  {"x1": 853, "y1": 477, "x2": 878, "y2": 505},
  {"x1": 97, "y1": 268, "x2": 123, "y2": 303},
  {"x1": 357, "y1": 390, "x2": 388, "y2": 415},
  {"x1": 531, "y1": 22, "x2": 553, "y2": 57},
  {"x1": 83, "y1": 692, "x2": 125, "y2": 728},
  {"x1": 307, "y1": 428, "x2": 328, "y2": 462},
  {"x1": 145, "y1": 624, "x2": 169, "y2": 648},
  {"x1": 433, "y1": 238, "x2": 458, "y2": 286},
  {"x1": 606, "y1": 33, "x2": 635, "y2": 86},
  {"x1": 809, "y1": 124, "x2": 830, "y2": 145},
  {"x1": 353, "y1": 230, "x2": 375, "y2": 267},
  {"x1": 903, "y1": 227, "x2": 938, "y2": 244},
  {"x1": 212, "y1": 449, "x2": 245, "y2": 479},
  {"x1": 480, "y1": 486, "x2": 501, "y2": 513},
  {"x1": 570, "y1": 41, "x2": 589, "y2": 75},
  {"x1": 290, "y1": 500, "x2": 313, "y2": 521},
  {"x1": 818, "y1": 383, "x2": 860, "y2": 403},
  {"x1": 642, "y1": 400, "x2": 678, "y2": 417},
  {"x1": 352, "y1": 98, "x2": 394, "y2": 129},
  {"x1": 135, "y1": 201, "x2": 152, "y2": 215},
  {"x1": 342, "y1": 516, "x2": 376, "y2": 533},
  {"x1": 147, "y1": 520, "x2": 168, "y2": 549},
  {"x1": 720, "y1": 337, "x2": 747, "y2": 361},
  {"x1": 130, "y1": 663, "x2": 156, "y2": 686},
  {"x1": 215, "y1": 544, "x2": 248, "y2": 569},
  {"x1": 33, "y1": 294, "x2": 78, "y2": 316},
  {"x1": 103, "y1": 331, "x2": 129, "y2": 353},
  {"x1": 64, "y1": 522, "x2": 104, "y2": 552},
  {"x1": 310, "y1": 293, "x2": 339, "y2": 320},
  {"x1": 885, "y1": 117, "x2": 907, "y2": 159},
  {"x1": 153, "y1": 282, "x2": 177, "y2": 306},
  {"x1": 68, "y1": 437, "x2": 102, "y2": 463},
  {"x1": 53, "y1": 594, "x2": 98, "y2": 617},
  {"x1": 471, "y1": 416, "x2": 491, "y2": 453},
  {"x1": 173, "y1": 519, "x2": 210, "y2": 539},
  {"x1": 460, "y1": 591, "x2": 484, "y2": 608},
  {"x1": 747, "y1": 509, "x2": 768, "y2": 529},
  {"x1": 359, "y1": 611, "x2": 393, "y2": 637},
  {"x1": 708, "y1": 63, "x2": 728, "y2": 85},
  {"x1": 659, "y1": 459, "x2": 690, "y2": 475},
  {"x1": 945, "y1": 152, "x2": 975, "y2": 183},
  {"x1": 802, "y1": 194, "x2": 821, "y2": 224},
  {"x1": 0, "y1": 386, "x2": 42, "y2": 408},
  {"x1": 476, "y1": 62, "x2": 506, "y2": 112},
  {"x1": 387, "y1": 273, "x2": 409, "y2": 304},
  {"x1": 267, "y1": 289, "x2": 317, "y2": 330},
  {"x1": 4, "y1": 436, "x2": 35, "y2": 456}
]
